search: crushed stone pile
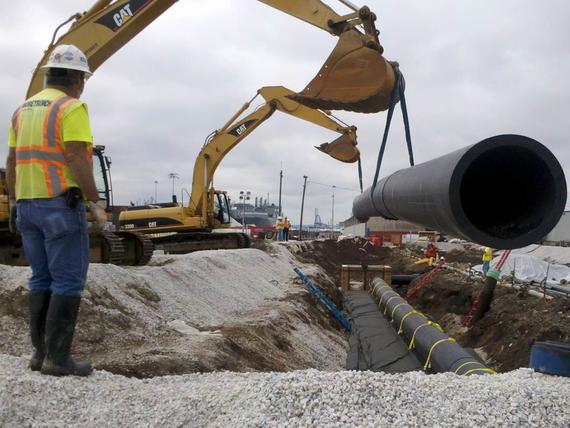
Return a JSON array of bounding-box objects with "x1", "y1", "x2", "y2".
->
[
  {"x1": 1, "y1": 354, "x2": 569, "y2": 427},
  {"x1": 0, "y1": 244, "x2": 346, "y2": 375}
]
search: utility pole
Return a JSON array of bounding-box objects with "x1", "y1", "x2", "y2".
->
[
  {"x1": 168, "y1": 173, "x2": 179, "y2": 203},
  {"x1": 299, "y1": 175, "x2": 308, "y2": 241},
  {"x1": 154, "y1": 180, "x2": 158, "y2": 203},
  {"x1": 331, "y1": 186, "x2": 336, "y2": 238},
  {"x1": 278, "y1": 169, "x2": 283, "y2": 217}
]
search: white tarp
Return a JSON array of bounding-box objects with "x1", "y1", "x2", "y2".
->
[
  {"x1": 473, "y1": 254, "x2": 570, "y2": 285},
  {"x1": 507, "y1": 244, "x2": 570, "y2": 265}
]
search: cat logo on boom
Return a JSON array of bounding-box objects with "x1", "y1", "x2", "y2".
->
[
  {"x1": 113, "y1": 4, "x2": 133, "y2": 27},
  {"x1": 228, "y1": 120, "x2": 257, "y2": 137},
  {"x1": 95, "y1": 0, "x2": 151, "y2": 32}
]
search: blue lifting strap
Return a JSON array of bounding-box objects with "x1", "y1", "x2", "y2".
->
[{"x1": 365, "y1": 67, "x2": 415, "y2": 209}]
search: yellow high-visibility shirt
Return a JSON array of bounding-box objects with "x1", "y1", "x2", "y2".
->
[
  {"x1": 8, "y1": 88, "x2": 93, "y2": 200},
  {"x1": 482, "y1": 247, "x2": 493, "y2": 262}
]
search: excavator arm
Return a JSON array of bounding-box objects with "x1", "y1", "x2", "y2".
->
[
  {"x1": 28, "y1": 0, "x2": 397, "y2": 113},
  {"x1": 189, "y1": 86, "x2": 358, "y2": 218},
  {"x1": 26, "y1": 0, "x2": 178, "y2": 98}
]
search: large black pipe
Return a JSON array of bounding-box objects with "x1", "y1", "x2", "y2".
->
[
  {"x1": 354, "y1": 135, "x2": 567, "y2": 249},
  {"x1": 371, "y1": 277, "x2": 492, "y2": 375},
  {"x1": 391, "y1": 274, "x2": 421, "y2": 285}
]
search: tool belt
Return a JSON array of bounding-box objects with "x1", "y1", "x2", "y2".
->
[{"x1": 62, "y1": 187, "x2": 83, "y2": 208}]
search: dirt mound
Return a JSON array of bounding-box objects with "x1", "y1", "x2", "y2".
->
[
  {"x1": 441, "y1": 248, "x2": 482, "y2": 265},
  {"x1": 291, "y1": 238, "x2": 423, "y2": 283},
  {"x1": 0, "y1": 248, "x2": 347, "y2": 378},
  {"x1": 408, "y1": 269, "x2": 570, "y2": 372}
]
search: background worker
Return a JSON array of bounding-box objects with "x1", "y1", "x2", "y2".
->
[
  {"x1": 424, "y1": 242, "x2": 438, "y2": 265},
  {"x1": 482, "y1": 246, "x2": 493, "y2": 275},
  {"x1": 283, "y1": 216, "x2": 290, "y2": 241},
  {"x1": 5, "y1": 44, "x2": 106, "y2": 377},
  {"x1": 275, "y1": 216, "x2": 284, "y2": 241}
]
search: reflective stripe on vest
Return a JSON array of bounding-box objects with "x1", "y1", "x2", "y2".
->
[{"x1": 15, "y1": 95, "x2": 77, "y2": 198}]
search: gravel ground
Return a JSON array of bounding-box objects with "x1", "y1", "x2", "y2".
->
[{"x1": 1, "y1": 354, "x2": 569, "y2": 427}]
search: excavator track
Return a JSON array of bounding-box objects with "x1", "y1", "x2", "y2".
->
[
  {"x1": 114, "y1": 231, "x2": 154, "y2": 266},
  {"x1": 151, "y1": 231, "x2": 251, "y2": 255},
  {"x1": 97, "y1": 231, "x2": 125, "y2": 265}
]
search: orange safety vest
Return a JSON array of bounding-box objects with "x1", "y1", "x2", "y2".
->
[{"x1": 10, "y1": 90, "x2": 91, "y2": 199}]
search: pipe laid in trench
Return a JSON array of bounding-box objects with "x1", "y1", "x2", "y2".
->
[
  {"x1": 353, "y1": 135, "x2": 567, "y2": 250},
  {"x1": 371, "y1": 277, "x2": 493, "y2": 375},
  {"x1": 391, "y1": 274, "x2": 421, "y2": 285}
]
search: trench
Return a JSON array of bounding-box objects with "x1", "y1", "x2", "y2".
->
[{"x1": 3, "y1": 239, "x2": 568, "y2": 377}]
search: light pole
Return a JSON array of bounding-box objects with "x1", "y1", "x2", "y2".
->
[
  {"x1": 299, "y1": 175, "x2": 308, "y2": 241},
  {"x1": 154, "y1": 180, "x2": 158, "y2": 203},
  {"x1": 239, "y1": 190, "x2": 251, "y2": 233},
  {"x1": 331, "y1": 185, "x2": 336, "y2": 238},
  {"x1": 278, "y1": 169, "x2": 283, "y2": 217},
  {"x1": 168, "y1": 173, "x2": 179, "y2": 203}
]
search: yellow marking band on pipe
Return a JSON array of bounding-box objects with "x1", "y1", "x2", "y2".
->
[
  {"x1": 383, "y1": 295, "x2": 400, "y2": 315},
  {"x1": 463, "y1": 367, "x2": 496, "y2": 376},
  {"x1": 374, "y1": 284, "x2": 390, "y2": 294},
  {"x1": 408, "y1": 322, "x2": 429, "y2": 349},
  {"x1": 378, "y1": 292, "x2": 386, "y2": 307},
  {"x1": 408, "y1": 321, "x2": 444, "y2": 350},
  {"x1": 431, "y1": 321, "x2": 444, "y2": 332},
  {"x1": 391, "y1": 302, "x2": 407, "y2": 323},
  {"x1": 424, "y1": 338, "x2": 456, "y2": 371},
  {"x1": 398, "y1": 310, "x2": 426, "y2": 335},
  {"x1": 453, "y1": 361, "x2": 481, "y2": 375},
  {"x1": 375, "y1": 287, "x2": 390, "y2": 301}
]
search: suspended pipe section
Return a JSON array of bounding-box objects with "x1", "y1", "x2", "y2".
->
[{"x1": 353, "y1": 135, "x2": 566, "y2": 249}]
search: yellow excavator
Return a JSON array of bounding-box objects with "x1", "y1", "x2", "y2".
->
[
  {"x1": 118, "y1": 85, "x2": 359, "y2": 252},
  {"x1": 26, "y1": 0, "x2": 398, "y2": 112},
  {"x1": 0, "y1": 146, "x2": 153, "y2": 266},
  {"x1": 4, "y1": 0, "x2": 400, "y2": 263}
]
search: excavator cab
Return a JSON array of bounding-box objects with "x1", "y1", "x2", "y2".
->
[
  {"x1": 92, "y1": 145, "x2": 112, "y2": 212},
  {"x1": 212, "y1": 191, "x2": 232, "y2": 226}
]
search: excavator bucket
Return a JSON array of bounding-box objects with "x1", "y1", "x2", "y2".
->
[
  {"x1": 290, "y1": 31, "x2": 396, "y2": 114},
  {"x1": 316, "y1": 133, "x2": 360, "y2": 163}
]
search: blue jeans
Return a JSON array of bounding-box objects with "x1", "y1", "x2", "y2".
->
[
  {"x1": 277, "y1": 229, "x2": 284, "y2": 241},
  {"x1": 16, "y1": 197, "x2": 89, "y2": 297},
  {"x1": 482, "y1": 261, "x2": 490, "y2": 275}
]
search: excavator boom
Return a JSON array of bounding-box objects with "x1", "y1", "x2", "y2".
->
[
  {"x1": 28, "y1": 0, "x2": 397, "y2": 113},
  {"x1": 189, "y1": 85, "x2": 358, "y2": 217},
  {"x1": 27, "y1": 0, "x2": 177, "y2": 98},
  {"x1": 119, "y1": 85, "x2": 359, "y2": 235},
  {"x1": 258, "y1": 1, "x2": 397, "y2": 113}
]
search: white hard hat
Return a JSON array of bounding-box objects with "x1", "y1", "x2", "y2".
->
[{"x1": 42, "y1": 44, "x2": 92, "y2": 75}]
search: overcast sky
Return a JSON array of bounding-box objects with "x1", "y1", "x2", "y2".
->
[{"x1": 1, "y1": 0, "x2": 569, "y2": 226}]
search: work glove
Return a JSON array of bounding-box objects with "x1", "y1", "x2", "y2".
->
[
  {"x1": 87, "y1": 201, "x2": 108, "y2": 234},
  {"x1": 8, "y1": 199, "x2": 17, "y2": 234}
]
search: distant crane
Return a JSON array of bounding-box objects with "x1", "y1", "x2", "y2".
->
[{"x1": 314, "y1": 209, "x2": 322, "y2": 225}]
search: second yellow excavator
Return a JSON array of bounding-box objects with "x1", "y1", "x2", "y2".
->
[{"x1": 118, "y1": 85, "x2": 360, "y2": 252}]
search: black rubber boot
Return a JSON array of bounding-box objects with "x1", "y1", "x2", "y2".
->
[
  {"x1": 40, "y1": 295, "x2": 93, "y2": 377},
  {"x1": 29, "y1": 291, "x2": 51, "y2": 371}
]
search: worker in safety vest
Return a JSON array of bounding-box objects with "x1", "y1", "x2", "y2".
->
[
  {"x1": 482, "y1": 246, "x2": 493, "y2": 275},
  {"x1": 5, "y1": 45, "x2": 106, "y2": 377},
  {"x1": 283, "y1": 216, "x2": 291, "y2": 241},
  {"x1": 424, "y1": 242, "x2": 438, "y2": 265},
  {"x1": 275, "y1": 216, "x2": 284, "y2": 241}
]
